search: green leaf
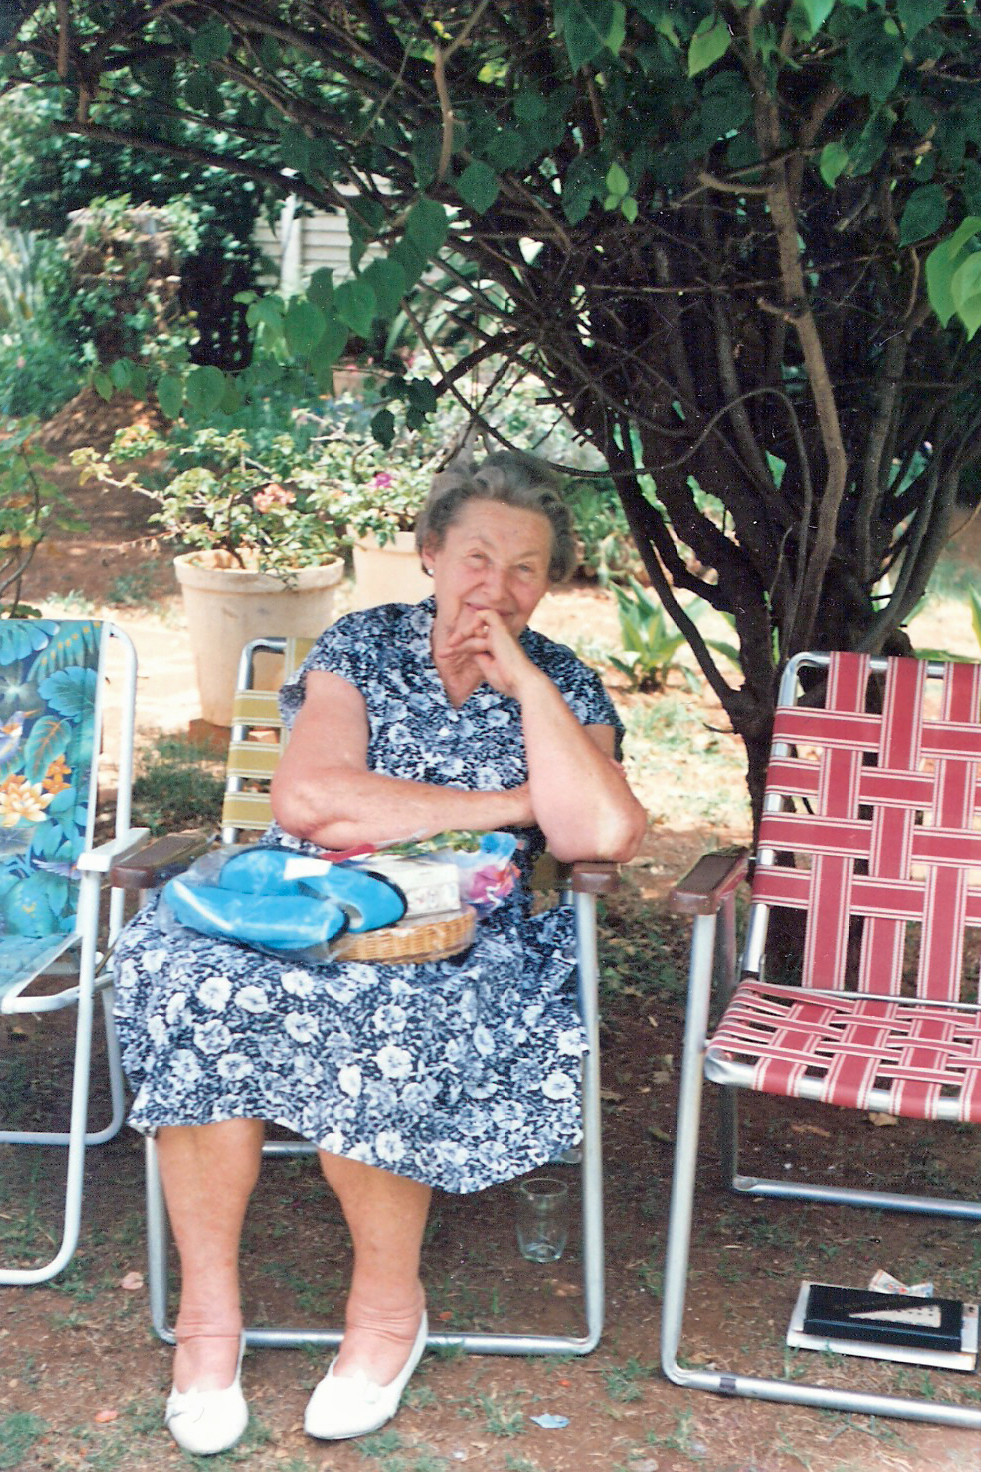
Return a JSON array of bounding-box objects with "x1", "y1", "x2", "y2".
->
[
  {"x1": 93, "y1": 371, "x2": 113, "y2": 402},
  {"x1": 898, "y1": 183, "x2": 947, "y2": 246},
  {"x1": 605, "y1": 162, "x2": 630, "y2": 198},
  {"x1": 109, "y1": 358, "x2": 133, "y2": 389},
  {"x1": 360, "y1": 258, "x2": 407, "y2": 319},
  {"x1": 190, "y1": 19, "x2": 232, "y2": 64},
  {"x1": 962, "y1": 160, "x2": 981, "y2": 216},
  {"x1": 389, "y1": 236, "x2": 427, "y2": 291},
  {"x1": 514, "y1": 89, "x2": 547, "y2": 123},
  {"x1": 950, "y1": 252, "x2": 981, "y2": 338},
  {"x1": 621, "y1": 196, "x2": 639, "y2": 222},
  {"x1": 157, "y1": 374, "x2": 183, "y2": 420},
  {"x1": 246, "y1": 296, "x2": 285, "y2": 340},
  {"x1": 925, "y1": 216, "x2": 981, "y2": 326},
  {"x1": 306, "y1": 268, "x2": 334, "y2": 310},
  {"x1": 283, "y1": 298, "x2": 326, "y2": 357},
  {"x1": 406, "y1": 197, "x2": 449, "y2": 259},
  {"x1": 334, "y1": 277, "x2": 377, "y2": 339},
  {"x1": 406, "y1": 378, "x2": 438, "y2": 413},
  {"x1": 789, "y1": 0, "x2": 836, "y2": 40},
  {"x1": 182, "y1": 69, "x2": 221, "y2": 116},
  {"x1": 847, "y1": 16, "x2": 904, "y2": 99},
  {"x1": 558, "y1": 0, "x2": 627, "y2": 71},
  {"x1": 819, "y1": 141, "x2": 850, "y2": 187},
  {"x1": 371, "y1": 408, "x2": 396, "y2": 449},
  {"x1": 128, "y1": 364, "x2": 148, "y2": 400},
  {"x1": 456, "y1": 160, "x2": 500, "y2": 215},
  {"x1": 218, "y1": 377, "x2": 242, "y2": 415},
  {"x1": 562, "y1": 155, "x2": 605, "y2": 224},
  {"x1": 688, "y1": 15, "x2": 731, "y2": 77},
  {"x1": 897, "y1": 0, "x2": 946, "y2": 39},
  {"x1": 310, "y1": 316, "x2": 349, "y2": 390},
  {"x1": 259, "y1": 35, "x2": 280, "y2": 70},
  {"x1": 184, "y1": 365, "x2": 226, "y2": 416}
]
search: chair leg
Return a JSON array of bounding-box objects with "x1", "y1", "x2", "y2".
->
[
  {"x1": 0, "y1": 887, "x2": 103, "y2": 1285},
  {"x1": 660, "y1": 920, "x2": 981, "y2": 1429},
  {"x1": 146, "y1": 891, "x2": 605, "y2": 1356},
  {"x1": 660, "y1": 911, "x2": 716, "y2": 1385}
]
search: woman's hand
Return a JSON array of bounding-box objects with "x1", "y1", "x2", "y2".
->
[{"x1": 438, "y1": 607, "x2": 542, "y2": 702}]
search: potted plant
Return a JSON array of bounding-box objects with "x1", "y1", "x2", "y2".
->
[
  {"x1": 72, "y1": 424, "x2": 347, "y2": 725},
  {"x1": 288, "y1": 405, "x2": 436, "y2": 610}
]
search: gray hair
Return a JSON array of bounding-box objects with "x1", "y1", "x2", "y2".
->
[{"x1": 415, "y1": 448, "x2": 577, "y2": 584}]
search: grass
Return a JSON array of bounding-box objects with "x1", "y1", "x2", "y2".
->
[
  {"x1": 619, "y1": 693, "x2": 750, "y2": 830},
  {"x1": 130, "y1": 733, "x2": 226, "y2": 834},
  {"x1": 644, "y1": 1408, "x2": 707, "y2": 1461},
  {"x1": 478, "y1": 1391, "x2": 526, "y2": 1437},
  {"x1": 105, "y1": 564, "x2": 163, "y2": 609},
  {"x1": 602, "y1": 1356, "x2": 653, "y2": 1402},
  {"x1": 0, "y1": 1413, "x2": 48, "y2": 1469}
]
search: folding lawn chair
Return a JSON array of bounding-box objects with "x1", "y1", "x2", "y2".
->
[
  {"x1": 113, "y1": 636, "x2": 616, "y2": 1357},
  {"x1": 661, "y1": 650, "x2": 981, "y2": 1430},
  {"x1": 0, "y1": 618, "x2": 146, "y2": 1285}
]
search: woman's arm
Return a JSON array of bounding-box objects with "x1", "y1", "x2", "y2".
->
[
  {"x1": 270, "y1": 670, "x2": 535, "y2": 850},
  {"x1": 441, "y1": 609, "x2": 648, "y2": 863}
]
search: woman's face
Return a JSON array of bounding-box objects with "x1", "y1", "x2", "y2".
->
[{"x1": 425, "y1": 499, "x2": 553, "y2": 638}]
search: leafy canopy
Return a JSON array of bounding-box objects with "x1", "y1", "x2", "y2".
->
[{"x1": 4, "y1": 1, "x2": 981, "y2": 810}]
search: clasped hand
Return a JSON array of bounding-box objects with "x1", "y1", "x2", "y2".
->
[{"x1": 436, "y1": 607, "x2": 538, "y2": 701}]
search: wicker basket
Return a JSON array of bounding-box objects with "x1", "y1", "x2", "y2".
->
[{"x1": 332, "y1": 906, "x2": 476, "y2": 963}]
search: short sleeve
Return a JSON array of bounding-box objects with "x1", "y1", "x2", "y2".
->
[{"x1": 278, "y1": 606, "x2": 400, "y2": 729}]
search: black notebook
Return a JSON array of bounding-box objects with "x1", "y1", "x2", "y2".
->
[{"x1": 802, "y1": 1283, "x2": 963, "y2": 1352}]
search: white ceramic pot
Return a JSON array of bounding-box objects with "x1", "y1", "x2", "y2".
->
[
  {"x1": 174, "y1": 550, "x2": 344, "y2": 726},
  {"x1": 351, "y1": 531, "x2": 431, "y2": 611}
]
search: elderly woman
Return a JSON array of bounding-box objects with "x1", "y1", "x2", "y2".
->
[{"x1": 112, "y1": 449, "x2": 646, "y2": 1455}]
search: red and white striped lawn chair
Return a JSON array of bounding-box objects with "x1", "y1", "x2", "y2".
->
[{"x1": 660, "y1": 651, "x2": 981, "y2": 1430}]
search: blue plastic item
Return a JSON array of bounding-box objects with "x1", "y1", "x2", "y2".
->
[
  {"x1": 164, "y1": 877, "x2": 347, "y2": 953},
  {"x1": 161, "y1": 845, "x2": 408, "y2": 959},
  {"x1": 219, "y1": 847, "x2": 407, "y2": 933}
]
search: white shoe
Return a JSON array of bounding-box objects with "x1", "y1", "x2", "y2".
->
[
  {"x1": 165, "y1": 1333, "x2": 248, "y2": 1455},
  {"x1": 304, "y1": 1313, "x2": 428, "y2": 1441}
]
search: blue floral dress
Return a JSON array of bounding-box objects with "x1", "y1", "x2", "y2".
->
[{"x1": 112, "y1": 599, "x2": 622, "y2": 1194}]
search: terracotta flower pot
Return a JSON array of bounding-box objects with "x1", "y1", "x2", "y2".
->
[
  {"x1": 351, "y1": 531, "x2": 430, "y2": 611},
  {"x1": 174, "y1": 550, "x2": 344, "y2": 726}
]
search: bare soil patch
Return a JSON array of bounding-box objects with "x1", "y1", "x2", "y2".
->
[{"x1": 1, "y1": 439, "x2": 980, "y2": 1472}]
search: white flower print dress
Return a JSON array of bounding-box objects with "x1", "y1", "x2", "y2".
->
[{"x1": 112, "y1": 599, "x2": 623, "y2": 1193}]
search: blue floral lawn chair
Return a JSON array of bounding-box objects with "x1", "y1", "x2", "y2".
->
[{"x1": 0, "y1": 619, "x2": 146, "y2": 1284}]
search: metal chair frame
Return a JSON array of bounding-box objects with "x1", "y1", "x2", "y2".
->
[
  {"x1": 661, "y1": 650, "x2": 981, "y2": 1430},
  {"x1": 127, "y1": 637, "x2": 610, "y2": 1356},
  {"x1": 1, "y1": 620, "x2": 146, "y2": 1285}
]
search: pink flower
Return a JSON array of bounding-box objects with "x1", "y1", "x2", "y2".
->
[
  {"x1": 254, "y1": 482, "x2": 295, "y2": 512},
  {"x1": 372, "y1": 471, "x2": 394, "y2": 489}
]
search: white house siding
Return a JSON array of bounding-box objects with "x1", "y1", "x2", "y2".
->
[{"x1": 254, "y1": 200, "x2": 375, "y2": 294}]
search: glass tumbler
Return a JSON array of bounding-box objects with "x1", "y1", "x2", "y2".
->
[{"x1": 514, "y1": 1174, "x2": 569, "y2": 1262}]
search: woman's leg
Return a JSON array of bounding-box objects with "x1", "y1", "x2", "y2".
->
[
  {"x1": 319, "y1": 1152, "x2": 431, "y2": 1385},
  {"x1": 156, "y1": 1118, "x2": 265, "y2": 1391}
]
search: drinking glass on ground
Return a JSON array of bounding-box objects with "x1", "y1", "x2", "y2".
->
[{"x1": 514, "y1": 1175, "x2": 569, "y2": 1262}]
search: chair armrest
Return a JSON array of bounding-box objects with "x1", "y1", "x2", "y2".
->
[
  {"x1": 75, "y1": 828, "x2": 151, "y2": 874},
  {"x1": 568, "y1": 860, "x2": 620, "y2": 896},
  {"x1": 531, "y1": 856, "x2": 620, "y2": 895},
  {"x1": 544, "y1": 859, "x2": 620, "y2": 895},
  {"x1": 670, "y1": 846, "x2": 749, "y2": 916},
  {"x1": 108, "y1": 830, "x2": 214, "y2": 889}
]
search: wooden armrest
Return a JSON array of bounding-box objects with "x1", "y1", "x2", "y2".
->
[
  {"x1": 109, "y1": 830, "x2": 214, "y2": 889},
  {"x1": 670, "y1": 846, "x2": 749, "y2": 916},
  {"x1": 530, "y1": 856, "x2": 620, "y2": 896},
  {"x1": 566, "y1": 860, "x2": 620, "y2": 895}
]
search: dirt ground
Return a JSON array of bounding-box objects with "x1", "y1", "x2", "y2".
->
[{"x1": 2, "y1": 402, "x2": 981, "y2": 1472}]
